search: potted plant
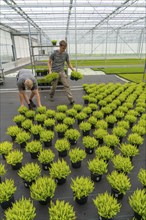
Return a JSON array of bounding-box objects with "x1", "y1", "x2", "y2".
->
[
  {"x1": 70, "y1": 71, "x2": 83, "y2": 80},
  {"x1": 66, "y1": 109, "x2": 77, "y2": 118},
  {"x1": 63, "y1": 117, "x2": 75, "y2": 128},
  {"x1": 25, "y1": 140, "x2": 42, "y2": 159},
  {"x1": 44, "y1": 118, "x2": 55, "y2": 130},
  {"x1": 0, "y1": 163, "x2": 6, "y2": 183},
  {"x1": 127, "y1": 133, "x2": 144, "y2": 147},
  {"x1": 132, "y1": 125, "x2": 146, "y2": 136},
  {"x1": 55, "y1": 123, "x2": 68, "y2": 138},
  {"x1": 93, "y1": 110, "x2": 104, "y2": 120},
  {"x1": 18, "y1": 106, "x2": 28, "y2": 115},
  {"x1": 69, "y1": 148, "x2": 86, "y2": 168},
  {"x1": 21, "y1": 119, "x2": 32, "y2": 131},
  {"x1": 30, "y1": 124, "x2": 44, "y2": 140},
  {"x1": 112, "y1": 126, "x2": 127, "y2": 143},
  {"x1": 82, "y1": 106, "x2": 92, "y2": 116},
  {"x1": 30, "y1": 176, "x2": 57, "y2": 205},
  {"x1": 25, "y1": 110, "x2": 36, "y2": 120},
  {"x1": 55, "y1": 112, "x2": 66, "y2": 123},
  {"x1": 93, "y1": 128, "x2": 108, "y2": 145},
  {"x1": 6, "y1": 150, "x2": 23, "y2": 170},
  {"x1": 95, "y1": 146, "x2": 114, "y2": 162},
  {"x1": 49, "y1": 200, "x2": 76, "y2": 220},
  {"x1": 51, "y1": 40, "x2": 57, "y2": 45},
  {"x1": 15, "y1": 131, "x2": 31, "y2": 148},
  {"x1": 4, "y1": 197, "x2": 36, "y2": 220},
  {"x1": 57, "y1": 105, "x2": 68, "y2": 113},
  {"x1": 93, "y1": 192, "x2": 121, "y2": 219},
  {"x1": 113, "y1": 110, "x2": 124, "y2": 120},
  {"x1": 87, "y1": 116, "x2": 97, "y2": 129},
  {"x1": 82, "y1": 95, "x2": 90, "y2": 104},
  {"x1": 107, "y1": 171, "x2": 131, "y2": 199},
  {"x1": 45, "y1": 72, "x2": 59, "y2": 83},
  {"x1": 95, "y1": 120, "x2": 108, "y2": 130},
  {"x1": 124, "y1": 114, "x2": 137, "y2": 127},
  {"x1": 0, "y1": 141, "x2": 13, "y2": 159},
  {"x1": 18, "y1": 162, "x2": 41, "y2": 188},
  {"x1": 138, "y1": 168, "x2": 146, "y2": 188},
  {"x1": 75, "y1": 112, "x2": 87, "y2": 124},
  {"x1": 73, "y1": 104, "x2": 83, "y2": 112},
  {"x1": 88, "y1": 158, "x2": 108, "y2": 182},
  {"x1": 65, "y1": 128, "x2": 81, "y2": 145},
  {"x1": 55, "y1": 138, "x2": 70, "y2": 157},
  {"x1": 40, "y1": 130, "x2": 54, "y2": 147},
  {"x1": 82, "y1": 136, "x2": 98, "y2": 154},
  {"x1": 117, "y1": 120, "x2": 130, "y2": 129},
  {"x1": 36, "y1": 106, "x2": 47, "y2": 114},
  {"x1": 120, "y1": 143, "x2": 139, "y2": 160},
  {"x1": 88, "y1": 103, "x2": 98, "y2": 111},
  {"x1": 0, "y1": 179, "x2": 16, "y2": 210},
  {"x1": 6, "y1": 125, "x2": 22, "y2": 141},
  {"x1": 35, "y1": 113, "x2": 46, "y2": 125},
  {"x1": 46, "y1": 109, "x2": 56, "y2": 118},
  {"x1": 103, "y1": 134, "x2": 119, "y2": 149},
  {"x1": 79, "y1": 122, "x2": 91, "y2": 136},
  {"x1": 49, "y1": 159, "x2": 71, "y2": 185},
  {"x1": 105, "y1": 115, "x2": 117, "y2": 128},
  {"x1": 129, "y1": 189, "x2": 146, "y2": 220},
  {"x1": 112, "y1": 154, "x2": 134, "y2": 174},
  {"x1": 101, "y1": 106, "x2": 112, "y2": 116},
  {"x1": 13, "y1": 114, "x2": 25, "y2": 127},
  {"x1": 38, "y1": 149, "x2": 55, "y2": 170},
  {"x1": 70, "y1": 176, "x2": 94, "y2": 204}
]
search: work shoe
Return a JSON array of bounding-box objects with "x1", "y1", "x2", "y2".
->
[
  {"x1": 50, "y1": 95, "x2": 54, "y2": 101},
  {"x1": 29, "y1": 99, "x2": 36, "y2": 108},
  {"x1": 70, "y1": 100, "x2": 75, "y2": 105},
  {"x1": 28, "y1": 103, "x2": 33, "y2": 110}
]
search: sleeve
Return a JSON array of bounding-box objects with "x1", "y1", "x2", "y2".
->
[
  {"x1": 49, "y1": 51, "x2": 55, "y2": 61},
  {"x1": 31, "y1": 78, "x2": 38, "y2": 90},
  {"x1": 17, "y1": 80, "x2": 25, "y2": 91},
  {"x1": 66, "y1": 53, "x2": 69, "y2": 63}
]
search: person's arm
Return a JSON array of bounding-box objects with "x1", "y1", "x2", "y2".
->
[
  {"x1": 19, "y1": 90, "x2": 30, "y2": 106},
  {"x1": 32, "y1": 90, "x2": 42, "y2": 107},
  {"x1": 48, "y1": 58, "x2": 52, "y2": 74},
  {"x1": 67, "y1": 61, "x2": 74, "y2": 72}
]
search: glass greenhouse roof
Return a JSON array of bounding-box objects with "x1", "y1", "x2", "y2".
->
[{"x1": 0, "y1": 0, "x2": 145, "y2": 42}]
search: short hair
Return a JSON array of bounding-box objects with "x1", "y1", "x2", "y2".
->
[
  {"x1": 59, "y1": 40, "x2": 67, "y2": 47},
  {"x1": 24, "y1": 79, "x2": 33, "y2": 89}
]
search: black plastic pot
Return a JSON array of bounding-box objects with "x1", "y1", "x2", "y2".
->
[
  {"x1": 42, "y1": 163, "x2": 51, "y2": 171},
  {"x1": 85, "y1": 147, "x2": 94, "y2": 154},
  {"x1": 91, "y1": 173, "x2": 102, "y2": 182},
  {"x1": 11, "y1": 135, "x2": 16, "y2": 142},
  {"x1": 75, "y1": 196, "x2": 88, "y2": 205},
  {"x1": 82, "y1": 130, "x2": 90, "y2": 136},
  {"x1": 39, "y1": 197, "x2": 50, "y2": 205},
  {"x1": 134, "y1": 211, "x2": 142, "y2": 220},
  {"x1": 0, "y1": 195, "x2": 14, "y2": 210},
  {"x1": 69, "y1": 139, "x2": 77, "y2": 145},
  {"x1": 57, "y1": 132, "x2": 65, "y2": 138},
  {"x1": 55, "y1": 177, "x2": 66, "y2": 185},
  {"x1": 11, "y1": 162, "x2": 22, "y2": 170},
  {"x1": 30, "y1": 152, "x2": 39, "y2": 159},
  {"x1": 111, "y1": 188, "x2": 124, "y2": 200},
  {"x1": 58, "y1": 150, "x2": 67, "y2": 157},
  {"x1": 20, "y1": 142, "x2": 26, "y2": 148},
  {"x1": 33, "y1": 134, "x2": 40, "y2": 140},
  {"x1": 98, "y1": 216, "x2": 113, "y2": 220},
  {"x1": 71, "y1": 160, "x2": 82, "y2": 169},
  {"x1": 23, "y1": 180, "x2": 34, "y2": 188},
  {"x1": 43, "y1": 140, "x2": 52, "y2": 148}
]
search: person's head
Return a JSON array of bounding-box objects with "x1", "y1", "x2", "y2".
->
[
  {"x1": 24, "y1": 79, "x2": 33, "y2": 90},
  {"x1": 59, "y1": 40, "x2": 67, "y2": 52}
]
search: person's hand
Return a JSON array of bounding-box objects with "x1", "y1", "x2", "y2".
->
[{"x1": 49, "y1": 71, "x2": 52, "y2": 74}]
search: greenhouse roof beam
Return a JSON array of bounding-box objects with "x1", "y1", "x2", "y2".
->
[{"x1": 66, "y1": 0, "x2": 73, "y2": 37}]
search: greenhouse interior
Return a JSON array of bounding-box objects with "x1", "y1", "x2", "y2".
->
[{"x1": 0, "y1": 0, "x2": 146, "y2": 220}]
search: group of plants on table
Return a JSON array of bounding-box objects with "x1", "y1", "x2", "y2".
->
[{"x1": 0, "y1": 82, "x2": 146, "y2": 220}]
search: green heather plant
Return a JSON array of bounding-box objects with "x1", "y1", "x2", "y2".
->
[
  {"x1": 107, "y1": 171, "x2": 131, "y2": 195},
  {"x1": 15, "y1": 131, "x2": 31, "y2": 144},
  {"x1": 30, "y1": 176, "x2": 57, "y2": 201},
  {"x1": 93, "y1": 192, "x2": 121, "y2": 219},
  {"x1": 40, "y1": 130, "x2": 54, "y2": 142},
  {"x1": 101, "y1": 106, "x2": 112, "y2": 115},
  {"x1": 73, "y1": 104, "x2": 83, "y2": 112},
  {"x1": 18, "y1": 106, "x2": 28, "y2": 115},
  {"x1": 4, "y1": 197, "x2": 36, "y2": 220},
  {"x1": 0, "y1": 141, "x2": 13, "y2": 156},
  {"x1": 55, "y1": 139, "x2": 70, "y2": 152},
  {"x1": 135, "y1": 106, "x2": 145, "y2": 114},
  {"x1": 98, "y1": 100, "x2": 107, "y2": 107},
  {"x1": 63, "y1": 117, "x2": 75, "y2": 127},
  {"x1": 120, "y1": 143, "x2": 139, "y2": 158},
  {"x1": 65, "y1": 129, "x2": 80, "y2": 141},
  {"x1": 21, "y1": 119, "x2": 32, "y2": 130},
  {"x1": 70, "y1": 71, "x2": 83, "y2": 80},
  {"x1": 88, "y1": 97, "x2": 97, "y2": 103},
  {"x1": 118, "y1": 106, "x2": 128, "y2": 113},
  {"x1": 82, "y1": 106, "x2": 92, "y2": 115},
  {"x1": 46, "y1": 109, "x2": 56, "y2": 118},
  {"x1": 127, "y1": 133, "x2": 144, "y2": 146},
  {"x1": 38, "y1": 149, "x2": 55, "y2": 164},
  {"x1": 117, "y1": 120, "x2": 130, "y2": 129},
  {"x1": 36, "y1": 106, "x2": 47, "y2": 114},
  {"x1": 6, "y1": 150, "x2": 23, "y2": 166},
  {"x1": 82, "y1": 95, "x2": 90, "y2": 103},
  {"x1": 129, "y1": 189, "x2": 146, "y2": 218},
  {"x1": 30, "y1": 124, "x2": 44, "y2": 135},
  {"x1": 138, "y1": 119, "x2": 146, "y2": 128},
  {"x1": 25, "y1": 110, "x2": 36, "y2": 119},
  {"x1": 79, "y1": 122, "x2": 91, "y2": 132},
  {"x1": 88, "y1": 158, "x2": 108, "y2": 175},
  {"x1": 138, "y1": 168, "x2": 146, "y2": 187},
  {"x1": 105, "y1": 115, "x2": 117, "y2": 124},
  {"x1": 112, "y1": 154, "x2": 134, "y2": 174},
  {"x1": 82, "y1": 136, "x2": 98, "y2": 149},
  {"x1": 124, "y1": 114, "x2": 137, "y2": 124},
  {"x1": 49, "y1": 159, "x2": 71, "y2": 180},
  {"x1": 66, "y1": 109, "x2": 77, "y2": 118},
  {"x1": 70, "y1": 176, "x2": 94, "y2": 200},
  {"x1": 128, "y1": 110, "x2": 139, "y2": 117},
  {"x1": 49, "y1": 200, "x2": 76, "y2": 220},
  {"x1": 69, "y1": 148, "x2": 86, "y2": 163},
  {"x1": 103, "y1": 134, "x2": 119, "y2": 148},
  {"x1": 93, "y1": 110, "x2": 104, "y2": 119},
  {"x1": 113, "y1": 110, "x2": 125, "y2": 120},
  {"x1": 87, "y1": 116, "x2": 97, "y2": 127},
  {"x1": 44, "y1": 118, "x2": 55, "y2": 128},
  {"x1": 45, "y1": 72, "x2": 59, "y2": 83},
  {"x1": 55, "y1": 112, "x2": 66, "y2": 122},
  {"x1": 75, "y1": 112, "x2": 87, "y2": 121},
  {"x1": 51, "y1": 40, "x2": 57, "y2": 45},
  {"x1": 95, "y1": 120, "x2": 108, "y2": 130},
  {"x1": 26, "y1": 141, "x2": 42, "y2": 153},
  {"x1": 18, "y1": 163, "x2": 41, "y2": 182},
  {"x1": 132, "y1": 125, "x2": 146, "y2": 136},
  {"x1": 55, "y1": 123, "x2": 68, "y2": 133},
  {"x1": 6, "y1": 126, "x2": 22, "y2": 140},
  {"x1": 95, "y1": 146, "x2": 114, "y2": 161},
  {"x1": 13, "y1": 114, "x2": 25, "y2": 124},
  {"x1": 93, "y1": 128, "x2": 108, "y2": 140},
  {"x1": 57, "y1": 105, "x2": 68, "y2": 112},
  {"x1": 35, "y1": 113, "x2": 46, "y2": 123},
  {"x1": 113, "y1": 126, "x2": 127, "y2": 138},
  {"x1": 0, "y1": 179, "x2": 16, "y2": 203},
  {"x1": 0, "y1": 163, "x2": 6, "y2": 178},
  {"x1": 88, "y1": 103, "x2": 98, "y2": 111}
]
